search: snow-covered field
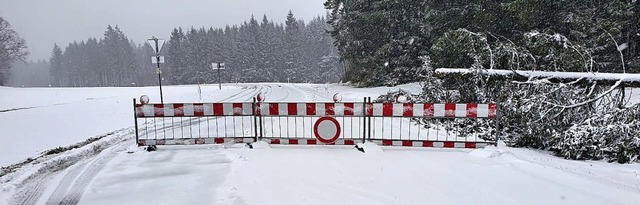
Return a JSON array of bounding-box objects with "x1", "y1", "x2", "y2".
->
[{"x1": 1, "y1": 83, "x2": 640, "y2": 205}]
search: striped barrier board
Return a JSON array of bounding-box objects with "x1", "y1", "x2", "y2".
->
[
  {"x1": 266, "y1": 138, "x2": 357, "y2": 145},
  {"x1": 135, "y1": 103, "x2": 254, "y2": 117},
  {"x1": 137, "y1": 137, "x2": 254, "y2": 146},
  {"x1": 265, "y1": 138, "x2": 487, "y2": 148},
  {"x1": 137, "y1": 138, "x2": 488, "y2": 149},
  {"x1": 135, "y1": 102, "x2": 497, "y2": 118},
  {"x1": 369, "y1": 139, "x2": 490, "y2": 149}
]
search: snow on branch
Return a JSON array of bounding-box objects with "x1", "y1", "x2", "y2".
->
[
  {"x1": 544, "y1": 79, "x2": 622, "y2": 109},
  {"x1": 434, "y1": 68, "x2": 640, "y2": 87}
]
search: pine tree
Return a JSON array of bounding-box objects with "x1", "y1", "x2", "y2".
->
[
  {"x1": 284, "y1": 11, "x2": 303, "y2": 83},
  {"x1": 101, "y1": 25, "x2": 136, "y2": 86},
  {"x1": 50, "y1": 44, "x2": 64, "y2": 86},
  {"x1": 167, "y1": 27, "x2": 187, "y2": 84}
]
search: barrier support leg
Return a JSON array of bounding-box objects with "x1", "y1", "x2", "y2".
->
[
  {"x1": 253, "y1": 97, "x2": 259, "y2": 143},
  {"x1": 133, "y1": 98, "x2": 139, "y2": 146},
  {"x1": 367, "y1": 97, "x2": 372, "y2": 141},
  {"x1": 495, "y1": 104, "x2": 500, "y2": 147},
  {"x1": 362, "y1": 97, "x2": 367, "y2": 144}
]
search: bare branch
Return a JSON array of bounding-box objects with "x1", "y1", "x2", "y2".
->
[
  {"x1": 601, "y1": 28, "x2": 626, "y2": 73},
  {"x1": 544, "y1": 79, "x2": 623, "y2": 109}
]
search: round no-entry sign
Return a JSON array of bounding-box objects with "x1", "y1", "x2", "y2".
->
[{"x1": 313, "y1": 116, "x2": 341, "y2": 144}]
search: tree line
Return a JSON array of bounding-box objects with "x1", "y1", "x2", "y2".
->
[
  {"x1": 49, "y1": 25, "x2": 155, "y2": 87},
  {"x1": 47, "y1": 11, "x2": 342, "y2": 87},
  {"x1": 324, "y1": 0, "x2": 640, "y2": 86},
  {"x1": 165, "y1": 12, "x2": 342, "y2": 85}
]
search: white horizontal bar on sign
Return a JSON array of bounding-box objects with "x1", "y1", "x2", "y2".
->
[
  {"x1": 297, "y1": 103, "x2": 307, "y2": 115},
  {"x1": 432, "y1": 142, "x2": 444, "y2": 148},
  {"x1": 242, "y1": 103, "x2": 253, "y2": 115},
  {"x1": 433, "y1": 104, "x2": 446, "y2": 117},
  {"x1": 259, "y1": 103, "x2": 269, "y2": 116},
  {"x1": 455, "y1": 104, "x2": 467, "y2": 117},
  {"x1": 183, "y1": 103, "x2": 195, "y2": 116},
  {"x1": 372, "y1": 103, "x2": 383, "y2": 116},
  {"x1": 393, "y1": 104, "x2": 404, "y2": 116},
  {"x1": 222, "y1": 103, "x2": 234, "y2": 116},
  {"x1": 413, "y1": 104, "x2": 424, "y2": 117},
  {"x1": 477, "y1": 104, "x2": 489, "y2": 118},
  {"x1": 141, "y1": 104, "x2": 153, "y2": 116},
  {"x1": 163, "y1": 105, "x2": 174, "y2": 116},
  {"x1": 333, "y1": 103, "x2": 347, "y2": 116},
  {"x1": 203, "y1": 103, "x2": 214, "y2": 116},
  {"x1": 315, "y1": 103, "x2": 327, "y2": 116},
  {"x1": 352, "y1": 103, "x2": 364, "y2": 116}
]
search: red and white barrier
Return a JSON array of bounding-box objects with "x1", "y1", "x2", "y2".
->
[
  {"x1": 133, "y1": 98, "x2": 499, "y2": 149},
  {"x1": 138, "y1": 137, "x2": 253, "y2": 146},
  {"x1": 370, "y1": 139, "x2": 489, "y2": 148},
  {"x1": 268, "y1": 138, "x2": 356, "y2": 145},
  {"x1": 135, "y1": 103, "x2": 254, "y2": 117},
  {"x1": 136, "y1": 102, "x2": 497, "y2": 118},
  {"x1": 137, "y1": 138, "x2": 489, "y2": 149}
]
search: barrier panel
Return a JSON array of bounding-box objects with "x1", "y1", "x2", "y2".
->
[
  {"x1": 133, "y1": 97, "x2": 499, "y2": 148},
  {"x1": 134, "y1": 100, "x2": 257, "y2": 146}
]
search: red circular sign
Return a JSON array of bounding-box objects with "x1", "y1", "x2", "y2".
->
[{"x1": 313, "y1": 116, "x2": 341, "y2": 144}]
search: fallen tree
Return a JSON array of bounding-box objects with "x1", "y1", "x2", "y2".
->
[
  {"x1": 431, "y1": 66, "x2": 640, "y2": 163},
  {"x1": 435, "y1": 68, "x2": 640, "y2": 87}
]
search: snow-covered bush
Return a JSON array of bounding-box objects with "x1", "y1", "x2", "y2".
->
[
  {"x1": 551, "y1": 105, "x2": 640, "y2": 163},
  {"x1": 372, "y1": 89, "x2": 417, "y2": 103},
  {"x1": 420, "y1": 29, "x2": 639, "y2": 163}
]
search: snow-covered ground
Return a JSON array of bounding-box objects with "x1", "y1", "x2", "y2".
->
[{"x1": 1, "y1": 83, "x2": 640, "y2": 205}]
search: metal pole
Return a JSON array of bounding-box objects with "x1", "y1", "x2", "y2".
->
[
  {"x1": 217, "y1": 63, "x2": 222, "y2": 90},
  {"x1": 362, "y1": 97, "x2": 367, "y2": 144},
  {"x1": 367, "y1": 97, "x2": 372, "y2": 140},
  {"x1": 154, "y1": 39, "x2": 164, "y2": 104},
  {"x1": 495, "y1": 104, "x2": 500, "y2": 147},
  {"x1": 257, "y1": 96, "x2": 263, "y2": 139},
  {"x1": 133, "y1": 98, "x2": 140, "y2": 146},
  {"x1": 253, "y1": 97, "x2": 259, "y2": 142}
]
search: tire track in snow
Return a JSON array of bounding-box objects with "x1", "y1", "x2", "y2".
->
[
  {"x1": 11, "y1": 174, "x2": 49, "y2": 205},
  {"x1": 260, "y1": 84, "x2": 291, "y2": 102},
  {"x1": 43, "y1": 85, "x2": 265, "y2": 204},
  {"x1": 43, "y1": 160, "x2": 90, "y2": 204},
  {"x1": 7, "y1": 129, "x2": 131, "y2": 205},
  {"x1": 10, "y1": 85, "x2": 266, "y2": 205},
  {"x1": 45, "y1": 141, "x2": 130, "y2": 205}
]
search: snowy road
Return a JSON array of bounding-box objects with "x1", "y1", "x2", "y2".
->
[{"x1": 1, "y1": 83, "x2": 640, "y2": 205}]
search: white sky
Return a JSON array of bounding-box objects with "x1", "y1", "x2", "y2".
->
[{"x1": 0, "y1": 0, "x2": 328, "y2": 61}]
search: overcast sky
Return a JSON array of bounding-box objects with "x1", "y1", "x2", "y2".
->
[{"x1": 0, "y1": 0, "x2": 328, "y2": 61}]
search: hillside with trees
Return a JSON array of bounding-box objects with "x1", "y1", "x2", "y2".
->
[
  {"x1": 325, "y1": 0, "x2": 640, "y2": 86},
  {"x1": 324, "y1": 0, "x2": 640, "y2": 163}
]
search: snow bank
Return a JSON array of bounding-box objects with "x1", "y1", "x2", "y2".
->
[
  {"x1": 468, "y1": 141, "x2": 508, "y2": 159},
  {"x1": 251, "y1": 141, "x2": 271, "y2": 149},
  {"x1": 468, "y1": 146, "x2": 507, "y2": 159}
]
